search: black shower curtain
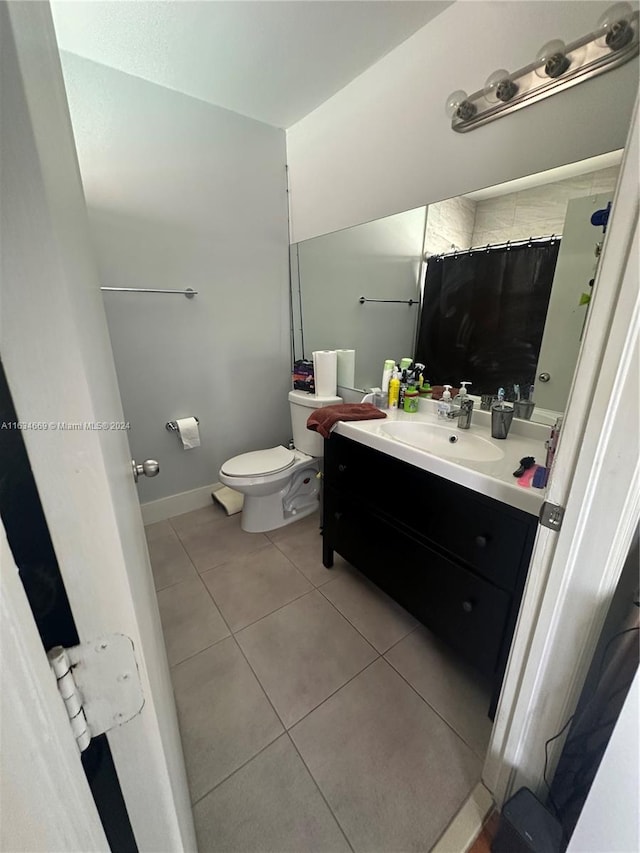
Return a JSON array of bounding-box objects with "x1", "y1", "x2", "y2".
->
[{"x1": 415, "y1": 241, "x2": 560, "y2": 395}]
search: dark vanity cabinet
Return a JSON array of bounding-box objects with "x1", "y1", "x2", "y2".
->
[{"x1": 322, "y1": 433, "x2": 538, "y2": 715}]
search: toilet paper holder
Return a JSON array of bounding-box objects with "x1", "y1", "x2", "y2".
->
[{"x1": 166, "y1": 417, "x2": 199, "y2": 432}]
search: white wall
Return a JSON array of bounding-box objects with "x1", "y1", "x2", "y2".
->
[
  {"x1": 60, "y1": 54, "x2": 291, "y2": 503},
  {"x1": 287, "y1": 1, "x2": 639, "y2": 243}
]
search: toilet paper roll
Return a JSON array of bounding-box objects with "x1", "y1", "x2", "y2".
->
[
  {"x1": 312, "y1": 350, "x2": 338, "y2": 397},
  {"x1": 336, "y1": 349, "x2": 356, "y2": 388},
  {"x1": 176, "y1": 417, "x2": 200, "y2": 450}
]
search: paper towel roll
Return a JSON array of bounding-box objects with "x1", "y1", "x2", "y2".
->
[
  {"x1": 336, "y1": 349, "x2": 356, "y2": 388},
  {"x1": 176, "y1": 417, "x2": 200, "y2": 450},
  {"x1": 312, "y1": 350, "x2": 338, "y2": 397}
]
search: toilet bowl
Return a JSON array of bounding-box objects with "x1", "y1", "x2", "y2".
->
[{"x1": 219, "y1": 390, "x2": 341, "y2": 532}]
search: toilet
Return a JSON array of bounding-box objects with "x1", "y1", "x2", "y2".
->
[{"x1": 219, "y1": 389, "x2": 342, "y2": 533}]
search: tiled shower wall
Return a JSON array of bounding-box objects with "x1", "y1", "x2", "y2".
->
[
  {"x1": 470, "y1": 165, "x2": 620, "y2": 246},
  {"x1": 424, "y1": 164, "x2": 620, "y2": 256},
  {"x1": 424, "y1": 195, "x2": 476, "y2": 255}
]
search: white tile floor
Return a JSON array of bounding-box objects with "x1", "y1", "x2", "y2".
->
[{"x1": 146, "y1": 504, "x2": 494, "y2": 852}]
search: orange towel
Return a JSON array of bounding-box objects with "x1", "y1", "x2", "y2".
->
[{"x1": 306, "y1": 403, "x2": 386, "y2": 439}]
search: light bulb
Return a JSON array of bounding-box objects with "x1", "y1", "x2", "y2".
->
[
  {"x1": 484, "y1": 69, "x2": 518, "y2": 103},
  {"x1": 535, "y1": 39, "x2": 570, "y2": 78},
  {"x1": 445, "y1": 90, "x2": 468, "y2": 118},
  {"x1": 445, "y1": 90, "x2": 476, "y2": 122},
  {"x1": 595, "y1": 2, "x2": 634, "y2": 50}
]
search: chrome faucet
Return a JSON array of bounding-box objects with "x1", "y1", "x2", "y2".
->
[{"x1": 446, "y1": 398, "x2": 474, "y2": 429}]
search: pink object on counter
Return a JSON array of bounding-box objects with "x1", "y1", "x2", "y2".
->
[{"x1": 517, "y1": 465, "x2": 539, "y2": 488}]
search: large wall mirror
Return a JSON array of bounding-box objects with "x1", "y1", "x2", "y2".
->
[{"x1": 290, "y1": 149, "x2": 622, "y2": 423}]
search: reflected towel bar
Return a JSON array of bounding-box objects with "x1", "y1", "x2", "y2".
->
[
  {"x1": 101, "y1": 287, "x2": 197, "y2": 299},
  {"x1": 359, "y1": 296, "x2": 417, "y2": 306}
]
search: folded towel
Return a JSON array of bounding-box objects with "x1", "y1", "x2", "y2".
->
[{"x1": 306, "y1": 403, "x2": 386, "y2": 440}]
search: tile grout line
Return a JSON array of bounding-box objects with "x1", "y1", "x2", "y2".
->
[
  {"x1": 160, "y1": 512, "x2": 486, "y2": 760},
  {"x1": 383, "y1": 654, "x2": 489, "y2": 762},
  {"x1": 284, "y1": 655, "x2": 381, "y2": 732},
  {"x1": 172, "y1": 566, "x2": 294, "y2": 808},
  {"x1": 315, "y1": 576, "x2": 409, "y2": 658},
  {"x1": 152, "y1": 564, "x2": 202, "y2": 594},
  {"x1": 192, "y1": 540, "x2": 273, "y2": 577},
  {"x1": 189, "y1": 732, "x2": 285, "y2": 809},
  {"x1": 284, "y1": 730, "x2": 356, "y2": 853},
  {"x1": 159, "y1": 509, "x2": 366, "y2": 836},
  {"x1": 147, "y1": 527, "x2": 200, "y2": 589},
  {"x1": 221, "y1": 586, "x2": 317, "y2": 636},
  {"x1": 155, "y1": 509, "x2": 485, "y2": 848},
  {"x1": 168, "y1": 631, "x2": 232, "y2": 670}
]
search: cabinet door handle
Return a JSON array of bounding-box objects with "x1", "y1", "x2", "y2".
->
[
  {"x1": 462, "y1": 600, "x2": 474, "y2": 613},
  {"x1": 334, "y1": 511, "x2": 343, "y2": 521},
  {"x1": 474, "y1": 535, "x2": 489, "y2": 549},
  {"x1": 338, "y1": 463, "x2": 347, "y2": 473}
]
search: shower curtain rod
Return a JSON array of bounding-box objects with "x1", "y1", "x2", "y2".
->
[{"x1": 427, "y1": 234, "x2": 561, "y2": 261}]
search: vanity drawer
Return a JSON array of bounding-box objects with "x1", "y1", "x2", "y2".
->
[
  {"x1": 325, "y1": 489, "x2": 511, "y2": 677},
  {"x1": 324, "y1": 434, "x2": 535, "y2": 591}
]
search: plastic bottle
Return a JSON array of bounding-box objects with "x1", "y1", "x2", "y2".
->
[
  {"x1": 403, "y1": 384, "x2": 419, "y2": 413},
  {"x1": 399, "y1": 357, "x2": 413, "y2": 372},
  {"x1": 458, "y1": 381, "x2": 472, "y2": 401},
  {"x1": 437, "y1": 385, "x2": 453, "y2": 419},
  {"x1": 381, "y1": 359, "x2": 395, "y2": 394},
  {"x1": 388, "y1": 369, "x2": 401, "y2": 409},
  {"x1": 419, "y1": 379, "x2": 432, "y2": 398},
  {"x1": 398, "y1": 370, "x2": 408, "y2": 410}
]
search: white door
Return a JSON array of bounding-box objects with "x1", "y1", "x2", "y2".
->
[
  {"x1": 0, "y1": 525, "x2": 109, "y2": 852},
  {"x1": 1, "y1": 4, "x2": 196, "y2": 850},
  {"x1": 485, "y1": 101, "x2": 638, "y2": 806},
  {"x1": 534, "y1": 192, "x2": 614, "y2": 412}
]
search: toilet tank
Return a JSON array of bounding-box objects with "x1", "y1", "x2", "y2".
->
[{"x1": 288, "y1": 390, "x2": 342, "y2": 457}]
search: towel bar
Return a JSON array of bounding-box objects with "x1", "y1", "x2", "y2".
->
[
  {"x1": 359, "y1": 296, "x2": 416, "y2": 306},
  {"x1": 101, "y1": 287, "x2": 197, "y2": 299}
]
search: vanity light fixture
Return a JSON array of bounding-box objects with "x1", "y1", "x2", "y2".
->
[{"x1": 445, "y1": 3, "x2": 639, "y2": 132}]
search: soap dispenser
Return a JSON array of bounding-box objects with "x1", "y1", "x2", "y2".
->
[
  {"x1": 458, "y1": 381, "x2": 472, "y2": 401},
  {"x1": 437, "y1": 385, "x2": 453, "y2": 419}
]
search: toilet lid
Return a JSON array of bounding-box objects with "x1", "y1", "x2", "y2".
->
[{"x1": 221, "y1": 446, "x2": 295, "y2": 478}]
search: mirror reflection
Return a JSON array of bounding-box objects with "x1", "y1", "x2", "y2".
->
[{"x1": 291, "y1": 150, "x2": 622, "y2": 423}]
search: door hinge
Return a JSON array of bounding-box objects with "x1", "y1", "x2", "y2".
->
[
  {"x1": 539, "y1": 500, "x2": 565, "y2": 531},
  {"x1": 48, "y1": 634, "x2": 144, "y2": 753}
]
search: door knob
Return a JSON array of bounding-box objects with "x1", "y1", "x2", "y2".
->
[
  {"x1": 538, "y1": 372, "x2": 551, "y2": 382},
  {"x1": 132, "y1": 459, "x2": 160, "y2": 482}
]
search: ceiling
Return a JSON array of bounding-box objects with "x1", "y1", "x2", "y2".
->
[{"x1": 51, "y1": 0, "x2": 452, "y2": 129}]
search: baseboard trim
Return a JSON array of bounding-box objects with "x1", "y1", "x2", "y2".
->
[
  {"x1": 431, "y1": 782, "x2": 495, "y2": 853},
  {"x1": 141, "y1": 482, "x2": 222, "y2": 525}
]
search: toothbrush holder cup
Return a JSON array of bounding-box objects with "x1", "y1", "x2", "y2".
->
[
  {"x1": 491, "y1": 404, "x2": 515, "y2": 439},
  {"x1": 481, "y1": 394, "x2": 498, "y2": 411},
  {"x1": 514, "y1": 400, "x2": 535, "y2": 420}
]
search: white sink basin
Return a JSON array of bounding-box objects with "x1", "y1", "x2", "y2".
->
[{"x1": 380, "y1": 421, "x2": 505, "y2": 462}]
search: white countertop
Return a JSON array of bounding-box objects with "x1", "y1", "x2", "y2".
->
[{"x1": 332, "y1": 400, "x2": 549, "y2": 516}]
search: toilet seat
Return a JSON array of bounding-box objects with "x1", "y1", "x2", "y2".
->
[{"x1": 221, "y1": 446, "x2": 295, "y2": 478}]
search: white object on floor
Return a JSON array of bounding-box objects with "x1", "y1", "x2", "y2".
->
[{"x1": 211, "y1": 486, "x2": 244, "y2": 516}]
